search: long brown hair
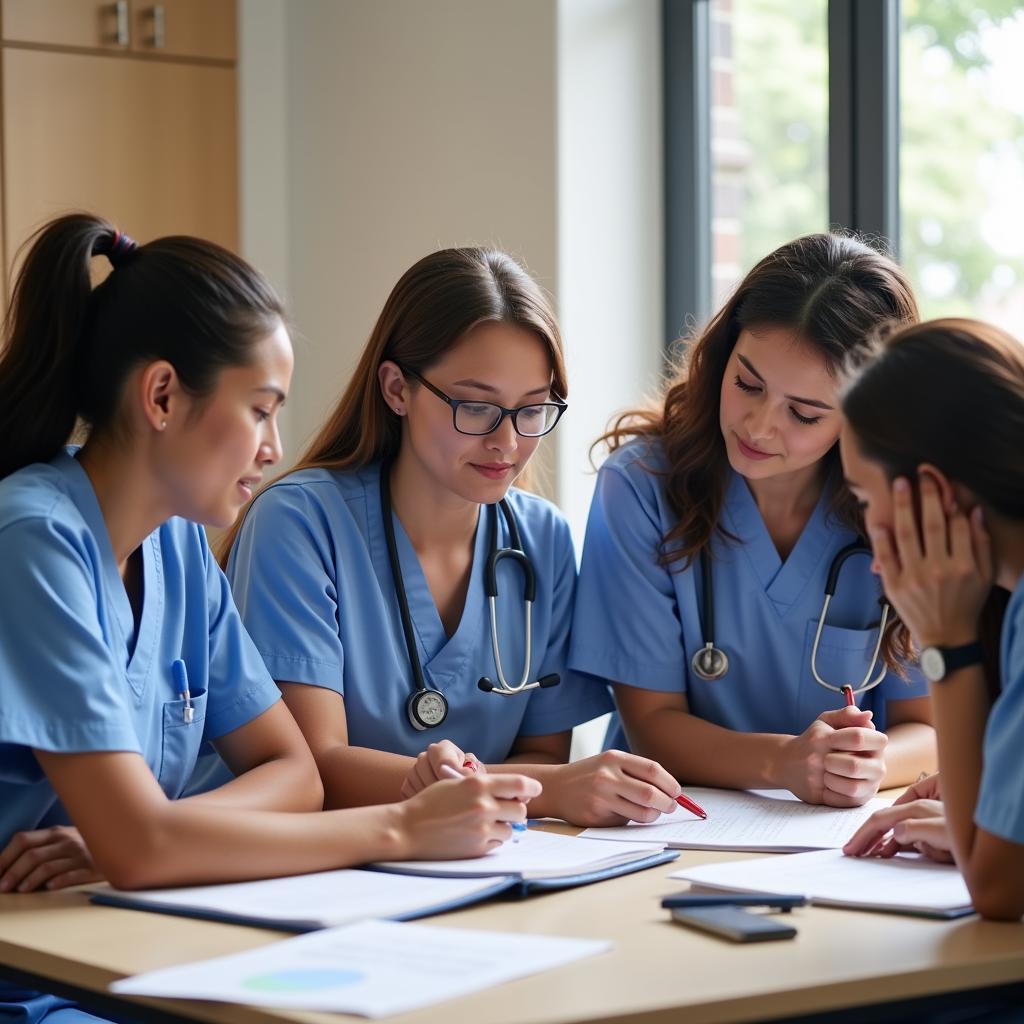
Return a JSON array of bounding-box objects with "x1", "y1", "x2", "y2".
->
[
  {"x1": 843, "y1": 317, "x2": 1024, "y2": 691},
  {"x1": 599, "y1": 232, "x2": 919, "y2": 669},
  {"x1": 218, "y1": 246, "x2": 567, "y2": 562},
  {"x1": 0, "y1": 213, "x2": 284, "y2": 481}
]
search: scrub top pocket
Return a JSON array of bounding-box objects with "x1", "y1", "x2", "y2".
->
[
  {"x1": 799, "y1": 619, "x2": 885, "y2": 726},
  {"x1": 158, "y1": 688, "x2": 208, "y2": 798}
]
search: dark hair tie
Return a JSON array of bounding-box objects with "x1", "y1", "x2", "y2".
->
[{"x1": 102, "y1": 229, "x2": 139, "y2": 269}]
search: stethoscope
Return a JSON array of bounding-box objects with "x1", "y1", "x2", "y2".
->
[
  {"x1": 379, "y1": 463, "x2": 560, "y2": 731},
  {"x1": 691, "y1": 541, "x2": 890, "y2": 705}
]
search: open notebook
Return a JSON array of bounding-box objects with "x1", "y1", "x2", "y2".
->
[
  {"x1": 91, "y1": 871, "x2": 515, "y2": 932},
  {"x1": 671, "y1": 848, "x2": 974, "y2": 919},
  {"x1": 372, "y1": 828, "x2": 674, "y2": 885},
  {"x1": 580, "y1": 788, "x2": 892, "y2": 852},
  {"x1": 92, "y1": 830, "x2": 675, "y2": 930}
]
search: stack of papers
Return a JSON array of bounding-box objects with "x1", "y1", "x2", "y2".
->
[
  {"x1": 580, "y1": 788, "x2": 891, "y2": 852},
  {"x1": 111, "y1": 918, "x2": 611, "y2": 1017},
  {"x1": 671, "y1": 848, "x2": 974, "y2": 918}
]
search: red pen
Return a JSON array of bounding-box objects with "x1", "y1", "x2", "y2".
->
[
  {"x1": 676, "y1": 792, "x2": 707, "y2": 819},
  {"x1": 841, "y1": 684, "x2": 855, "y2": 707}
]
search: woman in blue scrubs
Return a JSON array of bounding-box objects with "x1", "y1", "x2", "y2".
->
[
  {"x1": 0, "y1": 215, "x2": 539, "y2": 1022},
  {"x1": 223, "y1": 247, "x2": 685, "y2": 826},
  {"x1": 570, "y1": 233, "x2": 937, "y2": 807},
  {"x1": 840, "y1": 319, "x2": 1024, "y2": 921}
]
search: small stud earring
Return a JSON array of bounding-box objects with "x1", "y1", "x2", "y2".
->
[{"x1": 160, "y1": 420, "x2": 167, "y2": 429}]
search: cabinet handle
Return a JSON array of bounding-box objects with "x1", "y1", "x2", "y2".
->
[
  {"x1": 112, "y1": 0, "x2": 129, "y2": 46},
  {"x1": 146, "y1": 5, "x2": 167, "y2": 49}
]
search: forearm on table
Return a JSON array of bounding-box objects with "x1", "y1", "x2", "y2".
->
[
  {"x1": 623, "y1": 707, "x2": 790, "y2": 789},
  {"x1": 316, "y1": 744, "x2": 416, "y2": 808},
  {"x1": 110, "y1": 801, "x2": 407, "y2": 890},
  {"x1": 184, "y1": 752, "x2": 324, "y2": 812}
]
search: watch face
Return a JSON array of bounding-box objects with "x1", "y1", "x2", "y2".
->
[
  {"x1": 920, "y1": 647, "x2": 946, "y2": 682},
  {"x1": 414, "y1": 690, "x2": 448, "y2": 727}
]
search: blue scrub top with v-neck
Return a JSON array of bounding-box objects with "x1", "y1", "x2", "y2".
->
[
  {"x1": 0, "y1": 449, "x2": 282, "y2": 843},
  {"x1": 569, "y1": 440, "x2": 926, "y2": 745},
  {"x1": 975, "y1": 575, "x2": 1024, "y2": 845},
  {"x1": 226, "y1": 462, "x2": 611, "y2": 764}
]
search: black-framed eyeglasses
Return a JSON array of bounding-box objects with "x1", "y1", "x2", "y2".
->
[{"x1": 398, "y1": 364, "x2": 567, "y2": 437}]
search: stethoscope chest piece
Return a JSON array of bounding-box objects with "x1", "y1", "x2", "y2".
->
[
  {"x1": 407, "y1": 688, "x2": 449, "y2": 730},
  {"x1": 691, "y1": 643, "x2": 729, "y2": 681}
]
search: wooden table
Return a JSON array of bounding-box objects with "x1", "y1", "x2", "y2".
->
[{"x1": 3, "y1": 843, "x2": 1023, "y2": 1024}]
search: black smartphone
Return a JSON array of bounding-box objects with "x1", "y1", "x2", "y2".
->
[
  {"x1": 670, "y1": 905, "x2": 798, "y2": 943},
  {"x1": 662, "y1": 892, "x2": 806, "y2": 911}
]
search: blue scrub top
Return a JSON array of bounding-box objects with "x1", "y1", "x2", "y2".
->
[
  {"x1": 226, "y1": 462, "x2": 611, "y2": 764},
  {"x1": 975, "y1": 577, "x2": 1024, "y2": 844},
  {"x1": 569, "y1": 440, "x2": 926, "y2": 745},
  {"x1": 0, "y1": 450, "x2": 282, "y2": 843}
]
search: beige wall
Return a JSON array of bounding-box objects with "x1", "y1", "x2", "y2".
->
[
  {"x1": 239, "y1": 0, "x2": 662, "y2": 535},
  {"x1": 281, "y1": 0, "x2": 558, "y2": 470}
]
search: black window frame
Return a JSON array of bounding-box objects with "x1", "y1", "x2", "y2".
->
[{"x1": 663, "y1": 0, "x2": 901, "y2": 346}]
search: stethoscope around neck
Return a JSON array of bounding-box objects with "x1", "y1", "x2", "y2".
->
[
  {"x1": 379, "y1": 462, "x2": 560, "y2": 731},
  {"x1": 691, "y1": 540, "x2": 890, "y2": 703}
]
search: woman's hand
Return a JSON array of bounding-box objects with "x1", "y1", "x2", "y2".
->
[
  {"x1": 395, "y1": 773, "x2": 541, "y2": 860},
  {"x1": 843, "y1": 775, "x2": 954, "y2": 865},
  {"x1": 869, "y1": 474, "x2": 993, "y2": 648},
  {"x1": 895, "y1": 772, "x2": 942, "y2": 804},
  {"x1": 780, "y1": 706, "x2": 887, "y2": 807},
  {"x1": 0, "y1": 826, "x2": 103, "y2": 893},
  {"x1": 399, "y1": 740, "x2": 485, "y2": 799},
  {"x1": 544, "y1": 750, "x2": 682, "y2": 827}
]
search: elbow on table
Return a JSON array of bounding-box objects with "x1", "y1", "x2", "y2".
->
[
  {"x1": 89, "y1": 813, "x2": 185, "y2": 891},
  {"x1": 968, "y1": 879, "x2": 1024, "y2": 923}
]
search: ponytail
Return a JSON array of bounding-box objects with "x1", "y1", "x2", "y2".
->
[
  {"x1": 0, "y1": 213, "x2": 284, "y2": 481},
  {"x1": 0, "y1": 215, "x2": 122, "y2": 479}
]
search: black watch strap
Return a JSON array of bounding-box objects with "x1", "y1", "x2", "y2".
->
[
  {"x1": 941, "y1": 641, "x2": 984, "y2": 674},
  {"x1": 921, "y1": 640, "x2": 984, "y2": 682}
]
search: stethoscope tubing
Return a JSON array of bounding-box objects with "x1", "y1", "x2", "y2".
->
[
  {"x1": 380, "y1": 459, "x2": 552, "y2": 710},
  {"x1": 694, "y1": 540, "x2": 891, "y2": 696}
]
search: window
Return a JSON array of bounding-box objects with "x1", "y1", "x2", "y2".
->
[
  {"x1": 710, "y1": 0, "x2": 828, "y2": 304},
  {"x1": 901, "y1": 2, "x2": 1024, "y2": 332},
  {"x1": 668, "y1": 0, "x2": 1024, "y2": 342}
]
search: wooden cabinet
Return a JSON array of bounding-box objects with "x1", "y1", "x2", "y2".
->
[
  {"x1": 131, "y1": 1, "x2": 236, "y2": 61},
  {"x1": 0, "y1": 0, "x2": 238, "y2": 299},
  {"x1": 2, "y1": 0, "x2": 235, "y2": 60},
  {"x1": 2, "y1": 1, "x2": 132, "y2": 51},
  {"x1": 3, "y1": 48, "x2": 237, "y2": 266}
]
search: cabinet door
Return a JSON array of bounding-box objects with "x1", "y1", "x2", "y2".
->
[
  {"x1": 3, "y1": 47, "x2": 237, "y2": 283},
  {"x1": 131, "y1": 0, "x2": 236, "y2": 61},
  {"x1": 2, "y1": 0, "x2": 132, "y2": 50}
]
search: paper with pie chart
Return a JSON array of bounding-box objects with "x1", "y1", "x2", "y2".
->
[{"x1": 110, "y1": 918, "x2": 610, "y2": 1016}]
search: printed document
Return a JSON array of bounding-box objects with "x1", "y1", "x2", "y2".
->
[
  {"x1": 671, "y1": 848, "x2": 973, "y2": 917},
  {"x1": 111, "y1": 918, "x2": 611, "y2": 1016},
  {"x1": 580, "y1": 788, "x2": 891, "y2": 852}
]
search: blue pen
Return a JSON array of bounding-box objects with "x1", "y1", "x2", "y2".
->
[{"x1": 172, "y1": 659, "x2": 194, "y2": 724}]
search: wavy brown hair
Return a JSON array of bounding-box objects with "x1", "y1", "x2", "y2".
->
[
  {"x1": 219, "y1": 246, "x2": 566, "y2": 563},
  {"x1": 843, "y1": 318, "x2": 1024, "y2": 693},
  {"x1": 598, "y1": 232, "x2": 919, "y2": 671}
]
